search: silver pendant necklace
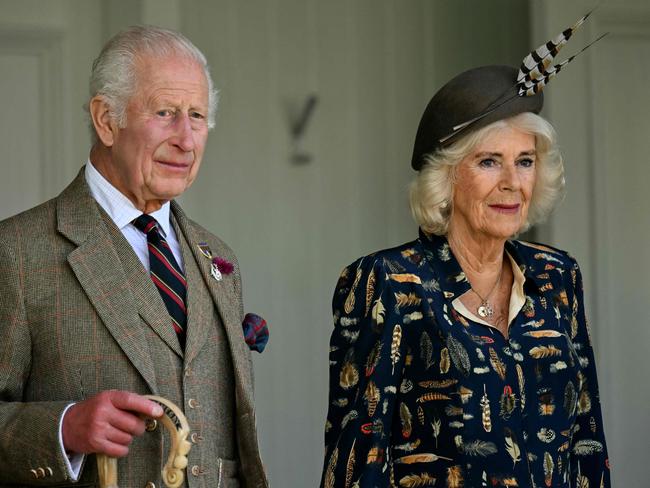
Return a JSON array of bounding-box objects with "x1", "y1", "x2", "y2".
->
[{"x1": 471, "y1": 267, "x2": 503, "y2": 319}]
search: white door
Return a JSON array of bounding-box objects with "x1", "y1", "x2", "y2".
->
[{"x1": 0, "y1": 0, "x2": 102, "y2": 220}]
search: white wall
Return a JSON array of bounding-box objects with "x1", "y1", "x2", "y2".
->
[
  {"x1": 179, "y1": 1, "x2": 529, "y2": 485},
  {"x1": 532, "y1": 1, "x2": 650, "y2": 485}
]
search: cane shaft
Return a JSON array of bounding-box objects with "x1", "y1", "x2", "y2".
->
[{"x1": 96, "y1": 453, "x2": 118, "y2": 488}]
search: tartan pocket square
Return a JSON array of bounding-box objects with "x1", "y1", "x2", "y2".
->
[{"x1": 242, "y1": 313, "x2": 269, "y2": 353}]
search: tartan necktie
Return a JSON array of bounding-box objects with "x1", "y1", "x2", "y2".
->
[{"x1": 132, "y1": 214, "x2": 187, "y2": 349}]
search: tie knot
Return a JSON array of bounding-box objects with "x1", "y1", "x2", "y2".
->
[{"x1": 132, "y1": 214, "x2": 159, "y2": 235}]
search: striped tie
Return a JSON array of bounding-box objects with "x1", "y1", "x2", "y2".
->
[{"x1": 133, "y1": 214, "x2": 187, "y2": 349}]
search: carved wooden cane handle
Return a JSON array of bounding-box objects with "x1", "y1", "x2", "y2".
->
[{"x1": 97, "y1": 395, "x2": 192, "y2": 488}]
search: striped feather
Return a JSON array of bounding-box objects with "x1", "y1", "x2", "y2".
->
[
  {"x1": 364, "y1": 381, "x2": 380, "y2": 417},
  {"x1": 364, "y1": 268, "x2": 375, "y2": 316},
  {"x1": 463, "y1": 440, "x2": 498, "y2": 457},
  {"x1": 516, "y1": 364, "x2": 526, "y2": 411},
  {"x1": 489, "y1": 348, "x2": 507, "y2": 380},
  {"x1": 365, "y1": 341, "x2": 382, "y2": 377},
  {"x1": 395, "y1": 453, "x2": 452, "y2": 464},
  {"x1": 400, "y1": 403, "x2": 413, "y2": 438},
  {"x1": 371, "y1": 298, "x2": 385, "y2": 328},
  {"x1": 524, "y1": 330, "x2": 562, "y2": 338},
  {"x1": 345, "y1": 440, "x2": 356, "y2": 488},
  {"x1": 420, "y1": 331, "x2": 434, "y2": 370},
  {"x1": 480, "y1": 385, "x2": 492, "y2": 433},
  {"x1": 395, "y1": 292, "x2": 422, "y2": 308},
  {"x1": 417, "y1": 393, "x2": 451, "y2": 403},
  {"x1": 390, "y1": 273, "x2": 422, "y2": 284},
  {"x1": 440, "y1": 347, "x2": 450, "y2": 374},
  {"x1": 399, "y1": 473, "x2": 437, "y2": 487},
  {"x1": 394, "y1": 439, "x2": 421, "y2": 452},
  {"x1": 529, "y1": 345, "x2": 562, "y2": 358},
  {"x1": 573, "y1": 440, "x2": 604, "y2": 456},
  {"x1": 446, "y1": 466, "x2": 464, "y2": 488},
  {"x1": 344, "y1": 267, "x2": 363, "y2": 314},
  {"x1": 391, "y1": 325, "x2": 403, "y2": 374},
  {"x1": 447, "y1": 335, "x2": 471, "y2": 377},
  {"x1": 564, "y1": 380, "x2": 577, "y2": 416},
  {"x1": 323, "y1": 447, "x2": 339, "y2": 488},
  {"x1": 419, "y1": 379, "x2": 458, "y2": 389},
  {"x1": 518, "y1": 12, "x2": 592, "y2": 82},
  {"x1": 543, "y1": 451, "x2": 554, "y2": 487}
]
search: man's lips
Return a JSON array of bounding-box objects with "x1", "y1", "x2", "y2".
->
[{"x1": 155, "y1": 159, "x2": 192, "y2": 168}]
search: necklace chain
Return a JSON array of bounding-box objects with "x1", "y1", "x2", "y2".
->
[{"x1": 470, "y1": 267, "x2": 503, "y2": 319}]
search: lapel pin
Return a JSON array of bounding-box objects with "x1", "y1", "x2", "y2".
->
[
  {"x1": 197, "y1": 242, "x2": 213, "y2": 259},
  {"x1": 211, "y1": 256, "x2": 234, "y2": 282}
]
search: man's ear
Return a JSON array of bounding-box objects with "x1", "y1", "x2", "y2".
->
[{"x1": 89, "y1": 96, "x2": 118, "y2": 147}]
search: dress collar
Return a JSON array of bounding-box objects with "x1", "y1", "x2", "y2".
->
[{"x1": 417, "y1": 228, "x2": 547, "y2": 300}]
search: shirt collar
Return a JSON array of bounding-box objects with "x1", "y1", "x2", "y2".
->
[{"x1": 85, "y1": 159, "x2": 173, "y2": 237}]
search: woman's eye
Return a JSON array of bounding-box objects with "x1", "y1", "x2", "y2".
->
[
  {"x1": 517, "y1": 158, "x2": 535, "y2": 168},
  {"x1": 478, "y1": 158, "x2": 496, "y2": 168}
]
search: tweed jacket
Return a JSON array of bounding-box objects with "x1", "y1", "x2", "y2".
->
[
  {"x1": 0, "y1": 170, "x2": 268, "y2": 488},
  {"x1": 321, "y1": 230, "x2": 609, "y2": 487}
]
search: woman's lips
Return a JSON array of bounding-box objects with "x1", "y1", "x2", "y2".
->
[{"x1": 489, "y1": 203, "x2": 520, "y2": 214}]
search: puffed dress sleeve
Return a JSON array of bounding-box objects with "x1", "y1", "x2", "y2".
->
[
  {"x1": 567, "y1": 257, "x2": 611, "y2": 486},
  {"x1": 321, "y1": 257, "x2": 406, "y2": 488}
]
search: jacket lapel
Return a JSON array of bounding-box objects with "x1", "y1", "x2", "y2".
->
[
  {"x1": 171, "y1": 202, "x2": 255, "y2": 413},
  {"x1": 57, "y1": 170, "x2": 159, "y2": 393}
]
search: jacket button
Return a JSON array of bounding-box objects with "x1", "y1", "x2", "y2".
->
[
  {"x1": 188, "y1": 398, "x2": 199, "y2": 409},
  {"x1": 145, "y1": 418, "x2": 158, "y2": 432},
  {"x1": 144, "y1": 482, "x2": 156, "y2": 488},
  {"x1": 45, "y1": 467, "x2": 53, "y2": 477},
  {"x1": 190, "y1": 432, "x2": 202, "y2": 444},
  {"x1": 191, "y1": 465, "x2": 201, "y2": 476},
  {"x1": 30, "y1": 469, "x2": 38, "y2": 478},
  {"x1": 36, "y1": 467, "x2": 45, "y2": 478}
]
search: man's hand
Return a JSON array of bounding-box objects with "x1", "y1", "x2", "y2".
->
[{"x1": 62, "y1": 390, "x2": 163, "y2": 457}]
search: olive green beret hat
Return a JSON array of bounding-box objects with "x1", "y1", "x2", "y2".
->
[{"x1": 410, "y1": 65, "x2": 543, "y2": 171}]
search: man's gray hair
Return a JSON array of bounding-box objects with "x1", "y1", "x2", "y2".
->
[{"x1": 86, "y1": 25, "x2": 218, "y2": 143}]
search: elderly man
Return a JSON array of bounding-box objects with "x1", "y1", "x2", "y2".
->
[{"x1": 0, "y1": 26, "x2": 267, "y2": 487}]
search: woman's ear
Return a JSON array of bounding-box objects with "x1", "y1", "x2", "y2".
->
[{"x1": 89, "y1": 96, "x2": 117, "y2": 147}]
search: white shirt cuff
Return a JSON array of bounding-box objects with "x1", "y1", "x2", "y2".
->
[{"x1": 58, "y1": 403, "x2": 85, "y2": 481}]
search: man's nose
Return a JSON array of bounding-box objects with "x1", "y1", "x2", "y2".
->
[{"x1": 172, "y1": 114, "x2": 195, "y2": 152}]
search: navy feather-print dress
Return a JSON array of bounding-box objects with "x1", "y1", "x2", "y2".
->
[{"x1": 321, "y1": 230, "x2": 610, "y2": 488}]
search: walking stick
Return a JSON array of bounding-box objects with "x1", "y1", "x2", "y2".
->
[{"x1": 96, "y1": 395, "x2": 192, "y2": 488}]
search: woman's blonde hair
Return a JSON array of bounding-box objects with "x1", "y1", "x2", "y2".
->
[{"x1": 409, "y1": 112, "x2": 565, "y2": 235}]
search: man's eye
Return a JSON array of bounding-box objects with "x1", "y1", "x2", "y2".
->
[
  {"x1": 517, "y1": 158, "x2": 535, "y2": 168},
  {"x1": 156, "y1": 109, "x2": 172, "y2": 117},
  {"x1": 190, "y1": 111, "x2": 205, "y2": 120}
]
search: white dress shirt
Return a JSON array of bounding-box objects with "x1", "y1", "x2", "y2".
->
[
  {"x1": 84, "y1": 160, "x2": 185, "y2": 271},
  {"x1": 58, "y1": 160, "x2": 185, "y2": 480}
]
